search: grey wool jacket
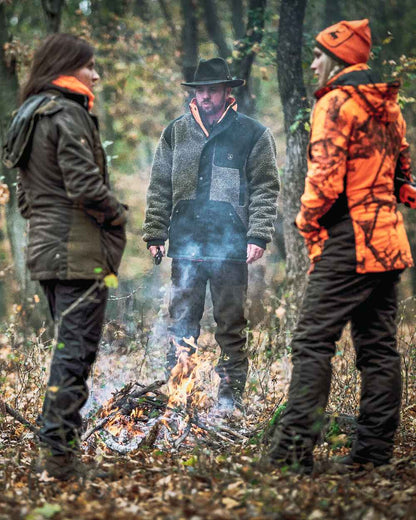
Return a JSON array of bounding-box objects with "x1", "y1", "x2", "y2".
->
[{"x1": 143, "y1": 100, "x2": 280, "y2": 262}]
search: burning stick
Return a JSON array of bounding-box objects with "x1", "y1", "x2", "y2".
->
[
  {"x1": 83, "y1": 380, "x2": 167, "y2": 441},
  {"x1": 99, "y1": 430, "x2": 143, "y2": 454}
]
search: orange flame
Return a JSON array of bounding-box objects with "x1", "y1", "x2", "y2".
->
[{"x1": 166, "y1": 337, "x2": 212, "y2": 411}]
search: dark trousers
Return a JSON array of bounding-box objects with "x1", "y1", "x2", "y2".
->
[
  {"x1": 39, "y1": 279, "x2": 108, "y2": 455},
  {"x1": 269, "y1": 265, "x2": 402, "y2": 466},
  {"x1": 168, "y1": 259, "x2": 248, "y2": 397}
]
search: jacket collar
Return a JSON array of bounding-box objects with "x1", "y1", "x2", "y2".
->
[
  {"x1": 189, "y1": 97, "x2": 237, "y2": 137},
  {"x1": 52, "y1": 76, "x2": 95, "y2": 110},
  {"x1": 43, "y1": 84, "x2": 91, "y2": 111},
  {"x1": 315, "y1": 63, "x2": 369, "y2": 99}
]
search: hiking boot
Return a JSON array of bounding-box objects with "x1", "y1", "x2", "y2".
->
[
  {"x1": 269, "y1": 453, "x2": 314, "y2": 476},
  {"x1": 38, "y1": 450, "x2": 110, "y2": 481},
  {"x1": 331, "y1": 453, "x2": 387, "y2": 473},
  {"x1": 37, "y1": 451, "x2": 86, "y2": 481},
  {"x1": 268, "y1": 442, "x2": 314, "y2": 476}
]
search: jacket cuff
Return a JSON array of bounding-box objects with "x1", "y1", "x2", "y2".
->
[
  {"x1": 146, "y1": 239, "x2": 165, "y2": 249},
  {"x1": 247, "y1": 237, "x2": 267, "y2": 249}
]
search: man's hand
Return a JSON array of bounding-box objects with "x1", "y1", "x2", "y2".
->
[
  {"x1": 247, "y1": 244, "x2": 264, "y2": 264},
  {"x1": 149, "y1": 245, "x2": 165, "y2": 258}
]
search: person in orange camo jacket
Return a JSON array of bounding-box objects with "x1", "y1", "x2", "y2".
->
[{"x1": 268, "y1": 19, "x2": 413, "y2": 474}]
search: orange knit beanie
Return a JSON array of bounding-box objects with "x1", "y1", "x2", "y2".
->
[{"x1": 316, "y1": 19, "x2": 372, "y2": 65}]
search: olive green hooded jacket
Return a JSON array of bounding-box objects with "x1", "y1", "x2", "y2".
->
[{"x1": 3, "y1": 86, "x2": 127, "y2": 280}]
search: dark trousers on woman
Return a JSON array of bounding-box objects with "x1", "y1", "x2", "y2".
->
[
  {"x1": 39, "y1": 279, "x2": 108, "y2": 455},
  {"x1": 167, "y1": 259, "x2": 248, "y2": 400},
  {"x1": 269, "y1": 263, "x2": 402, "y2": 468}
]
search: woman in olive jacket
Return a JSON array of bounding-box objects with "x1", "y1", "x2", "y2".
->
[{"x1": 4, "y1": 34, "x2": 127, "y2": 479}]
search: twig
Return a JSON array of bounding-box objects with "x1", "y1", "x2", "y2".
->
[
  {"x1": 99, "y1": 430, "x2": 143, "y2": 454},
  {"x1": 82, "y1": 380, "x2": 167, "y2": 441},
  {"x1": 0, "y1": 399, "x2": 73, "y2": 453},
  {"x1": 141, "y1": 421, "x2": 161, "y2": 449},
  {"x1": 108, "y1": 284, "x2": 142, "y2": 301},
  {"x1": 0, "y1": 399, "x2": 40, "y2": 436},
  {"x1": 173, "y1": 420, "x2": 192, "y2": 449},
  {"x1": 127, "y1": 380, "x2": 167, "y2": 400},
  {"x1": 191, "y1": 417, "x2": 237, "y2": 444},
  {"x1": 215, "y1": 424, "x2": 249, "y2": 441},
  {"x1": 55, "y1": 280, "x2": 103, "y2": 339},
  {"x1": 83, "y1": 414, "x2": 117, "y2": 441},
  {"x1": 59, "y1": 280, "x2": 102, "y2": 321}
]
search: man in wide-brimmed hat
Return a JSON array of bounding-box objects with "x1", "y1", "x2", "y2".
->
[{"x1": 143, "y1": 57, "x2": 279, "y2": 413}]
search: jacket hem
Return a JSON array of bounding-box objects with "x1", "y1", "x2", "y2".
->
[
  {"x1": 30, "y1": 271, "x2": 106, "y2": 281},
  {"x1": 167, "y1": 254, "x2": 246, "y2": 263}
]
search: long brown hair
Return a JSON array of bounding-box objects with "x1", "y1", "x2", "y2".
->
[{"x1": 21, "y1": 33, "x2": 94, "y2": 102}]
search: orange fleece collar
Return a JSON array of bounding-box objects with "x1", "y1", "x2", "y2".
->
[
  {"x1": 52, "y1": 75, "x2": 95, "y2": 111},
  {"x1": 189, "y1": 97, "x2": 237, "y2": 137}
]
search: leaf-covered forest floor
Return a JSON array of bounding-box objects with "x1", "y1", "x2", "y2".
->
[{"x1": 1, "y1": 314, "x2": 416, "y2": 520}]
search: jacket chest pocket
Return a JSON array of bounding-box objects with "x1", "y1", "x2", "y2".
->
[{"x1": 210, "y1": 145, "x2": 246, "y2": 206}]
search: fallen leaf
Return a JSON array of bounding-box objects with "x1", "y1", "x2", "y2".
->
[{"x1": 222, "y1": 497, "x2": 240, "y2": 509}]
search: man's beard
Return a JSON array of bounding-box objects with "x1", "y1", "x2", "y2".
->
[{"x1": 197, "y1": 96, "x2": 226, "y2": 116}]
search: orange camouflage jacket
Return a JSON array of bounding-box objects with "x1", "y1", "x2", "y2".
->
[{"x1": 296, "y1": 63, "x2": 413, "y2": 273}]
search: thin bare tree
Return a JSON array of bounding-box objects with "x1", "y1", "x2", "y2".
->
[
  {"x1": 180, "y1": 0, "x2": 199, "y2": 82},
  {"x1": 41, "y1": 0, "x2": 65, "y2": 33},
  {"x1": 233, "y1": 0, "x2": 267, "y2": 115},
  {"x1": 230, "y1": 0, "x2": 245, "y2": 40},
  {"x1": 277, "y1": 0, "x2": 310, "y2": 340},
  {"x1": 201, "y1": 0, "x2": 231, "y2": 59}
]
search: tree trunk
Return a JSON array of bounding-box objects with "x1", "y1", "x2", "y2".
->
[
  {"x1": 133, "y1": 0, "x2": 151, "y2": 20},
  {"x1": 230, "y1": 0, "x2": 245, "y2": 40},
  {"x1": 158, "y1": 0, "x2": 178, "y2": 39},
  {"x1": 0, "y1": 4, "x2": 46, "y2": 328},
  {"x1": 90, "y1": 0, "x2": 130, "y2": 143},
  {"x1": 323, "y1": 0, "x2": 342, "y2": 27},
  {"x1": 90, "y1": 0, "x2": 129, "y2": 35},
  {"x1": 0, "y1": 4, "x2": 26, "y2": 293},
  {"x1": 201, "y1": 0, "x2": 230, "y2": 58},
  {"x1": 180, "y1": 0, "x2": 199, "y2": 83},
  {"x1": 232, "y1": 0, "x2": 266, "y2": 115},
  {"x1": 277, "y1": 0, "x2": 310, "y2": 341},
  {"x1": 41, "y1": 0, "x2": 64, "y2": 33}
]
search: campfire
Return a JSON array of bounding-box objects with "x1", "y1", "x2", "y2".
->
[{"x1": 82, "y1": 338, "x2": 250, "y2": 453}]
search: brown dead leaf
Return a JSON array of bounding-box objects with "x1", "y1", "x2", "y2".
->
[
  {"x1": 156, "y1": 475, "x2": 172, "y2": 487},
  {"x1": 222, "y1": 497, "x2": 240, "y2": 509}
]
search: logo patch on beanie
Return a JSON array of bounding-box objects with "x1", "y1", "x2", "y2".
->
[{"x1": 321, "y1": 24, "x2": 354, "y2": 48}]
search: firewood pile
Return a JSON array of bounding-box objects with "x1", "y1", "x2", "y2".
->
[{"x1": 82, "y1": 347, "x2": 252, "y2": 454}]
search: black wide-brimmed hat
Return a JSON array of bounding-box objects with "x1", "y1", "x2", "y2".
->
[{"x1": 181, "y1": 57, "x2": 244, "y2": 88}]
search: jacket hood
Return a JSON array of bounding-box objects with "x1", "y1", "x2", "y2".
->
[
  {"x1": 316, "y1": 63, "x2": 401, "y2": 123},
  {"x1": 2, "y1": 94, "x2": 62, "y2": 169},
  {"x1": 3, "y1": 88, "x2": 92, "y2": 170}
]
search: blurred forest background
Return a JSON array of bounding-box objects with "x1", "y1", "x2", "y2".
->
[{"x1": 1, "y1": 0, "x2": 416, "y2": 344}]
